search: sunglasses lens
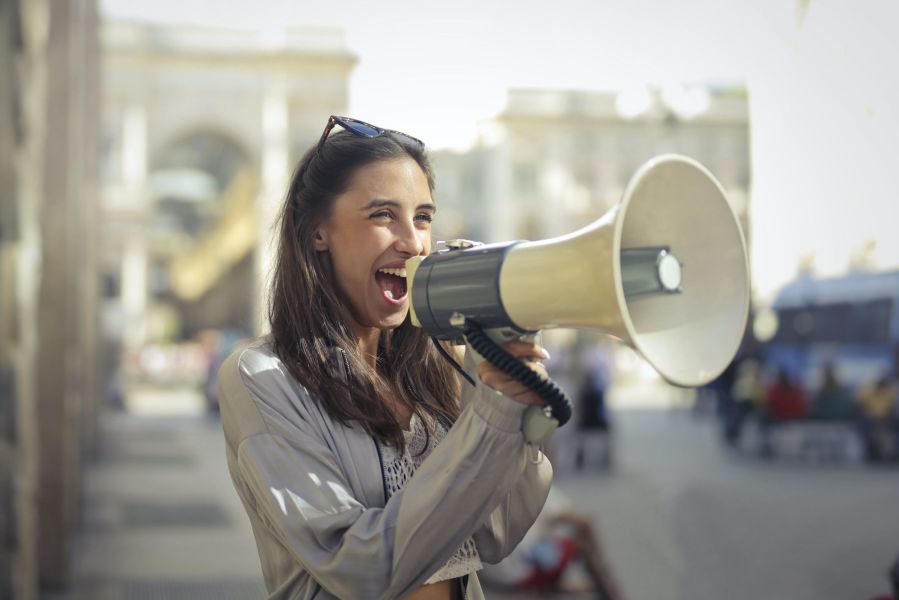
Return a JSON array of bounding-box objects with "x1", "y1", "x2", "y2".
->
[
  {"x1": 343, "y1": 120, "x2": 381, "y2": 137},
  {"x1": 327, "y1": 117, "x2": 424, "y2": 148}
]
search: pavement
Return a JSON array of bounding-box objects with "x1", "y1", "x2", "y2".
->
[
  {"x1": 48, "y1": 383, "x2": 899, "y2": 600},
  {"x1": 549, "y1": 407, "x2": 899, "y2": 600},
  {"x1": 47, "y1": 404, "x2": 267, "y2": 599}
]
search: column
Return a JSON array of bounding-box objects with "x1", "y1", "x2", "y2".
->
[{"x1": 255, "y1": 79, "x2": 288, "y2": 335}]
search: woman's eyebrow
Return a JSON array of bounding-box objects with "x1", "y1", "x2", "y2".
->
[{"x1": 359, "y1": 199, "x2": 437, "y2": 213}]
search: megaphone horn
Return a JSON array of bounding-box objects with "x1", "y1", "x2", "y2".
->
[{"x1": 406, "y1": 154, "x2": 751, "y2": 389}]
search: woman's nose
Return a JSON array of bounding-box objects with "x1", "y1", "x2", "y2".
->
[{"x1": 394, "y1": 220, "x2": 425, "y2": 255}]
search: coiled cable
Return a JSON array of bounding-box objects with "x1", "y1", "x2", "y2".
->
[{"x1": 462, "y1": 320, "x2": 572, "y2": 427}]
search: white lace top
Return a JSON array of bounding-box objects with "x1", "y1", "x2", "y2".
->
[{"x1": 378, "y1": 412, "x2": 482, "y2": 585}]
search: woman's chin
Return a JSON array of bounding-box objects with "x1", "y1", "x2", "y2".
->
[{"x1": 376, "y1": 303, "x2": 410, "y2": 330}]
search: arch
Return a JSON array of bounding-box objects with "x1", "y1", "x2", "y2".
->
[
  {"x1": 151, "y1": 126, "x2": 254, "y2": 193},
  {"x1": 147, "y1": 127, "x2": 260, "y2": 337},
  {"x1": 148, "y1": 128, "x2": 255, "y2": 237}
]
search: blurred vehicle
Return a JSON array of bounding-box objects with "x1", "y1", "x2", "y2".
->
[
  {"x1": 763, "y1": 269, "x2": 899, "y2": 394},
  {"x1": 740, "y1": 270, "x2": 899, "y2": 461}
]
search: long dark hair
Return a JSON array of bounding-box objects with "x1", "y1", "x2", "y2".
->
[{"x1": 269, "y1": 130, "x2": 460, "y2": 449}]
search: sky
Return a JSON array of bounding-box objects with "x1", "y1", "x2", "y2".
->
[
  {"x1": 100, "y1": 0, "x2": 899, "y2": 300},
  {"x1": 100, "y1": 0, "x2": 754, "y2": 150}
]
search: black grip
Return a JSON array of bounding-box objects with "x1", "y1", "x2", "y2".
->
[{"x1": 462, "y1": 320, "x2": 572, "y2": 427}]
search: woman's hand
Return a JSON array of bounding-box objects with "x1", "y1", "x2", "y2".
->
[{"x1": 477, "y1": 340, "x2": 550, "y2": 406}]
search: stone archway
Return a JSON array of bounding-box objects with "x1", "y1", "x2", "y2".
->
[{"x1": 146, "y1": 129, "x2": 258, "y2": 340}]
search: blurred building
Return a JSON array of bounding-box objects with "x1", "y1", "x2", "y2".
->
[
  {"x1": 433, "y1": 86, "x2": 750, "y2": 244},
  {"x1": 1, "y1": 0, "x2": 101, "y2": 597},
  {"x1": 2, "y1": 12, "x2": 359, "y2": 598},
  {"x1": 99, "y1": 21, "x2": 356, "y2": 351}
]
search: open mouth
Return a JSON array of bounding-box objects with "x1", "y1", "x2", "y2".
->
[{"x1": 375, "y1": 267, "x2": 408, "y2": 303}]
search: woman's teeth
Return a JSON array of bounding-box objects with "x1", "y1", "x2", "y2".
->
[{"x1": 375, "y1": 267, "x2": 408, "y2": 302}]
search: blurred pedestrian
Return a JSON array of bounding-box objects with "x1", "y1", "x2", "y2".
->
[
  {"x1": 574, "y1": 350, "x2": 613, "y2": 469},
  {"x1": 765, "y1": 367, "x2": 809, "y2": 421},
  {"x1": 892, "y1": 552, "x2": 899, "y2": 598},
  {"x1": 892, "y1": 552, "x2": 899, "y2": 599},
  {"x1": 811, "y1": 362, "x2": 853, "y2": 421},
  {"x1": 481, "y1": 488, "x2": 626, "y2": 599},
  {"x1": 724, "y1": 358, "x2": 765, "y2": 446},
  {"x1": 217, "y1": 116, "x2": 553, "y2": 599},
  {"x1": 868, "y1": 551, "x2": 899, "y2": 600},
  {"x1": 197, "y1": 329, "x2": 225, "y2": 412},
  {"x1": 701, "y1": 356, "x2": 737, "y2": 418},
  {"x1": 856, "y1": 375, "x2": 899, "y2": 462},
  {"x1": 759, "y1": 367, "x2": 808, "y2": 456}
]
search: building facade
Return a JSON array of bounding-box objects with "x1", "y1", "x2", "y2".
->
[
  {"x1": 1, "y1": 12, "x2": 358, "y2": 598},
  {"x1": 100, "y1": 21, "x2": 357, "y2": 350},
  {"x1": 433, "y1": 87, "x2": 750, "y2": 245}
]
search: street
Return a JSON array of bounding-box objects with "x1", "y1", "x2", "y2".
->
[{"x1": 52, "y1": 386, "x2": 899, "y2": 600}]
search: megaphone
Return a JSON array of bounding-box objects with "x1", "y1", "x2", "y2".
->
[{"x1": 405, "y1": 154, "x2": 750, "y2": 390}]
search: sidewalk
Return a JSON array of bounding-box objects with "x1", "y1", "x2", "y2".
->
[{"x1": 49, "y1": 409, "x2": 266, "y2": 600}]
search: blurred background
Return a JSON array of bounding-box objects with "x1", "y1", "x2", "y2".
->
[{"x1": 2, "y1": 0, "x2": 899, "y2": 598}]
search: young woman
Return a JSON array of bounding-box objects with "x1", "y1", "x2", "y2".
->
[{"x1": 219, "y1": 116, "x2": 554, "y2": 599}]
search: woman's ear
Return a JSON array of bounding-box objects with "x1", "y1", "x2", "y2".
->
[{"x1": 313, "y1": 228, "x2": 329, "y2": 252}]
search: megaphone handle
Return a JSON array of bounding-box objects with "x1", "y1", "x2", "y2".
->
[
  {"x1": 521, "y1": 405, "x2": 560, "y2": 446},
  {"x1": 465, "y1": 328, "x2": 536, "y2": 365},
  {"x1": 462, "y1": 320, "x2": 573, "y2": 430}
]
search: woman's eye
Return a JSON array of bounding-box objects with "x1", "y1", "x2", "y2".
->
[
  {"x1": 370, "y1": 210, "x2": 392, "y2": 220},
  {"x1": 415, "y1": 213, "x2": 434, "y2": 223}
]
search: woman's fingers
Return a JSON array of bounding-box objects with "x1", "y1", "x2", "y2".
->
[
  {"x1": 496, "y1": 340, "x2": 551, "y2": 361},
  {"x1": 477, "y1": 341, "x2": 551, "y2": 405},
  {"x1": 479, "y1": 371, "x2": 537, "y2": 400}
]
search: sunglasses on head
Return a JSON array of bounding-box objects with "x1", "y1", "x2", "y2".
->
[{"x1": 317, "y1": 115, "x2": 425, "y2": 152}]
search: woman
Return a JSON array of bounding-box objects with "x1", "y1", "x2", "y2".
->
[{"x1": 219, "y1": 116, "x2": 554, "y2": 599}]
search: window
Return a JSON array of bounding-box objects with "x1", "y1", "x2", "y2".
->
[{"x1": 773, "y1": 299, "x2": 892, "y2": 345}]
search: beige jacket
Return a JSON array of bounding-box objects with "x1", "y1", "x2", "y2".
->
[{"x1": 219, "y1": 339, "x2": 553, "y2": 599}]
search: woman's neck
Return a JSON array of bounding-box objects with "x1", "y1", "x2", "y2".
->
[
  {"x1": 349, "y1": 322, "x2": 412, "y2": 428},
  {"x1": 352, "y1": 325, "x2": 381, "y2": 368}
]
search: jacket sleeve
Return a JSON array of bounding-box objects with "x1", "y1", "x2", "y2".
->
[
  {"x1": 222, "y1": 349, "x2": 552, "y2": 600},
  {"x1": 459, "y1": 348, "x2": 554, "y2": 564}
]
